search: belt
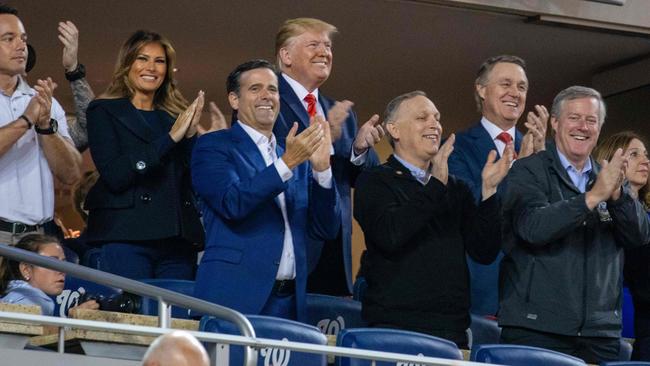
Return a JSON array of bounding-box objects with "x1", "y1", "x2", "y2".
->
[
  {"x1": 0, "y1": 220, "x2": 40, "y2": 235},
  {"x1": 272, "y1": 279, "x2": 296, "y2": 297}
]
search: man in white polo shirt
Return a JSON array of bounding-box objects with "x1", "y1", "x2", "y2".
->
[{"x1": 0, "y1": 4, "x2": 81, "y2": 244}]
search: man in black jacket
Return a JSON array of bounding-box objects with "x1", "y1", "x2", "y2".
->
[
  {"x1": 499, "y1": 86, "x2": 650, "y2": 363},
  {"x1": 353, "y1": 91, "x2": 513, "y2": 348}
]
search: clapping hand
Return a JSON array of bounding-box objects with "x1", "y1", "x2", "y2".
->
[
  {"x1": 586, "y1": 148, "x2": 628, "y2": 208},
  {"x1": 281, "y1": 121, "x2": 324, "y2": 170},
  {"x1": 169, "y1": 91, "x2": 204, "y2": 142},
  {"x1": 327, "y1": 100, "x2": 353, "y2": 142},
  {"x1": 352, "y1": 114, "x2": 384, "y2": 155},
  {"x1": 309, "y1": 115, "x2": 332, "y2": 172},
  {"x1": 431, "y1": 134, "x2": 455, "y2": 186},
  {"x1": 523, "y1": 105, "x2": 549, "y2": 153},
  {"x1": 481, "y1": 143, "x2": 514, "y2": 200}
]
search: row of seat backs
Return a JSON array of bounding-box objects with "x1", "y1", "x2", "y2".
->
[{"x1": 53, "y1": 276, "x2": 638, "y2": 366}]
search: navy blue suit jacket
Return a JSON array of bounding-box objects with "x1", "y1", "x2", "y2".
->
[
  {"x1": 273, "y1": 74, "x2": 379, "y2": 292},
  {"x1": 448, "y1": 121, "x2": 522, "y2": 316},
  {"x1": 191, "y1": 123, "x2": 341, "y2": 321}
]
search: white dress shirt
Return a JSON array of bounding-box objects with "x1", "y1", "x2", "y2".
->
[
  {"x1": 480, "y1": 117, "x2": 516, "y2": 157},
  {"x1": 0, "y1": 77, "x2": 70, "y2": 225},
  {"x1": 238, "y1": 121, "x2": 332, "y2": 279}
]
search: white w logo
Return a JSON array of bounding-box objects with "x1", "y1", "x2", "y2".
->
[
  {"x1": 55, "y1": 286, "x2": 86, "y2": 317},
  {"x1": 316, "y1": 315, "x2": 346, "y2": 335},
  {"x1": 396, "y1": 353, "x2": 425, "y2": 366},
  {"x1": 260, "y1": 337, "x2": 291, "y2": 366}
]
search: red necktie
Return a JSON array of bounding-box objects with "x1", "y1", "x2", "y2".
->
[
  {"x1": 304, "y1": 93, "x2": 317, "y2": 118},
  {"x1": 496, "y1": 132, "x2": 517, "y2": 158}
]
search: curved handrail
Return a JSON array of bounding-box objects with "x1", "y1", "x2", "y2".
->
[{"x1": 0, "y1": 243, "x2": 257, "y2": 366}]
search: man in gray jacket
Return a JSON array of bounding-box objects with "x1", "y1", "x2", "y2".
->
[{"x1": 499, "y1": 86, "x2": 650, "y2": 363}]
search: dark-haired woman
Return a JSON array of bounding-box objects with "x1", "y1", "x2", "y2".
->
[{"x1": 85, "y1": 30, "x2": 205, "y2": 280}]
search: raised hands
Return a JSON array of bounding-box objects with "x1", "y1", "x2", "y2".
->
[
  {"x1": 281, "y1": 121, "x2": 324, "y2": 170},
  {"x1": 519, "y1": 105, "x2": 549, "y2": 159},
  {"x1": 327, "y1": 100, "x2": 353, "y2": 142},
  {"x1": 518, "y1": 132, "x2": 535, "y2": 159},
  {"x1": 309, "y1": 115, "x2": 332, "y2": 172},
  {"x1": 196, "y1": 101, "x2": 229, "y2": 136},
  {"x1": 58, "y1": 21, "x2": 79, "y2": 72},
  {"x1": 169, "y1": 91, "x2": 204, "y2": 142},
  {"x1": 481, "y1": 143, "x2": 514, "y2": 200},
  {"x1": 353, "y1": 114, "x2": 385, "y2": 155},
  {"x1": 586, "y1": 148, "x2": 628, "y2": 209},
  {"x1": 431, "y1": 133, "x2": 455, "y2": 186}
]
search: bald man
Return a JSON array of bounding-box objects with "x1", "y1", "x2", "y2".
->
[{"x1": 142, "y1": 331, "x2": 209, "y2": 366}]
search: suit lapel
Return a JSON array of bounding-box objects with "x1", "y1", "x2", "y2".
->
[
  {"x1": 108, "y1": 99, "x2": 158, "y2": 142},
  {"x1": 468, "y1": 122, "x2": 498, "y2": 159},
  {"x1": 279, "y1": 74, "x2": 310, "y2": 129},
  {"x1": 514, "y1": 129, "x2": 523, "y2": 153},
  {"x1": 231, "y1": 123, "x2": 268, "y2": 174}
]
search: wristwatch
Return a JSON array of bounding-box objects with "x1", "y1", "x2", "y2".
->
[
  {"x1": 35, "y1": 118, "x2": 58, "y2": 135},
  {"x1": 64, "y1": 63, "x2": 86, "y2": 82}
]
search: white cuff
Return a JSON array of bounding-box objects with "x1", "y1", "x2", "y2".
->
[
  {"x1": 274, "y1": 159, "x2": 293, "y2": 182},
  {"x1": 312, "y1": 167, "x2": 333, "y2": 189},
  {"x1": 350, "y1": 147, "x2": 368, "y2": 166}
]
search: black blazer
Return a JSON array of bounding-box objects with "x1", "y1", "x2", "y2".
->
[{"x1": 84, "y1": 98, "x2": 204, "y2": 248}]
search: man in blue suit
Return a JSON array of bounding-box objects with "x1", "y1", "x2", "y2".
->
[
  {"x1": 448, "y1": 55, "x2": 548, "y2": 316},
  {"x1": 273, "y1": 18, "x2": 383, "y2": 295},
  {"x1": 191, "y1": 59, "x2": 341, "y2": 321}
]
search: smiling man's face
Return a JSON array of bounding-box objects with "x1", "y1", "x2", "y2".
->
[
  {"x1": 476, "y1": 62, "x2": 528, "y2": 130},
  {"x1": 552, "y1": 97, "x2": 602, "y2": 169}
]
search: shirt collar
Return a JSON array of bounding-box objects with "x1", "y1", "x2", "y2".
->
[
  {"x1": 480, "y1": 117, "x2": 515, "y2": 142},
  {"x1": 394, "y1": 154, "x2": 430, "y2": 185},
  {"x1": 238, "y1": 120, "x2": 276, "y2": 149},
  {"x1": 556, "y1": 147, "x2": 592, "y2": 175},
  {"x1": 282, "y1": 73, "x2": 320, "y2": 103},
  {"x1": 1, "y1": 76, "x2": 34, "y2": 98}
]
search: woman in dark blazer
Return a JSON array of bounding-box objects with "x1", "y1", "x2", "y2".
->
[{"x1": 85, "y1": 30, "x2": 205, "y2": 279}]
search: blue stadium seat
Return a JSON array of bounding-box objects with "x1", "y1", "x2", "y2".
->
[
  {"x1": 52, "y1": 276, "x2": 122, "y2": 317},
  {"x1": 469, "y1": 314, "x2": 501, "y2": 348},
  {"x1": 200, "y1": 315, "x2": 327, "y2": 366},
  {"x1": 138, "y1": 279, "x2": 194, "y2": 319},
  {"x1": 470, "y1": 344, "x2": 587, "y2": 366},
  {"x1": 62, "y1": 245, "x2": 79, "y2": 264},
  {"x1": 353, "y1": 277, "x2": 367, "y2": 302},
  {"x1": 336, "y1": 328, "x2": 463, "y2": 366},
  {"x1": 601, "y1": 362, "x2": 650, "y2": 366},
  {"x1": 81, "y1": 247, "x2": 102, "y2": 269},
  {"x1": 623, "y1": 286, "x2": 635, "y2": 338},
  {"x1": 305, "y1": 293, "x2": 367, "y2": 337}
]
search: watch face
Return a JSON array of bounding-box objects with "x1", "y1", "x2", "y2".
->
[{"x1": 50, "y1": 118, "x2": 58, "y2": 133}]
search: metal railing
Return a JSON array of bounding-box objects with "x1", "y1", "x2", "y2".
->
[
  {"x1": 0, "y1": 243, "x2": 502, "y2": 366},
  {"x1": 0, "y1": 243, "x2": 258, "y2": 365},
  {"x1": 0, "y1": 310, "x2": 493, "y2": 366}
]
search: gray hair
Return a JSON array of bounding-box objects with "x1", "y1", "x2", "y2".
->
[
  {"x1": 550, "y1": 86, "x2": 606, "y2": 126},
  {"x1": 474, "y1": 55, "x2": 527, "y2": 112},
  {"x1": 383, "y1": 90, "x2": 427, "y2": 148}
]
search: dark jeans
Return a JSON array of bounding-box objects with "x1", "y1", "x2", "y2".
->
[
  {"x1": 500, "y1": 326, "x2": 620, "y2": 364},
  {"x1": 100, "y1": 238, "x2": 197, "y2": 280},
  {"x1": 633, "y1": 312, "x2": 650, "y2": 361},
  {"x1": 307, "y1": 230, "x2": 351, "y2": 296}
]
